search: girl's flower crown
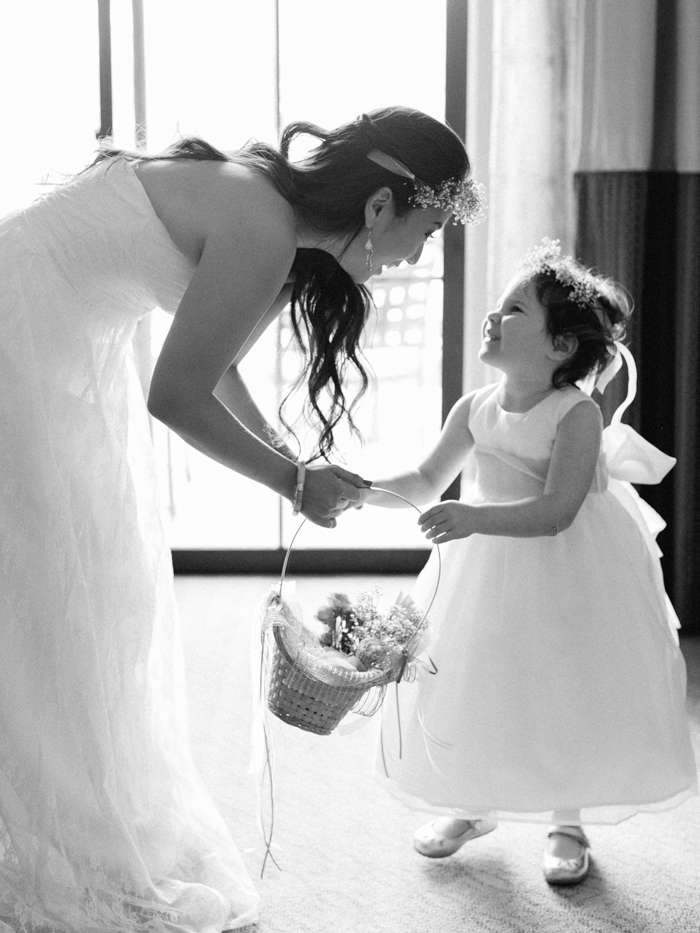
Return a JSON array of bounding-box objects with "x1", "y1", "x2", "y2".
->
[
  {"x1": 518, "y1": 238, "x2": 630, "y2": 390},
  {"x1": 518, "y1": 238, "x2": 599, "y2": 309},
  {"x1": 366, "y1": 148, "x2": 486, "y2": 225}
]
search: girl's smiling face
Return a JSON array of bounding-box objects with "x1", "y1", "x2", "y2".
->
[{"x1": 479, "y1": 276, "x2": 559, "y2": 376}]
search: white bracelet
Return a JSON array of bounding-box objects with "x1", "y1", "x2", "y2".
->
[{"x1": 291, "y1": 461, "x2": 306, "y2": 516}]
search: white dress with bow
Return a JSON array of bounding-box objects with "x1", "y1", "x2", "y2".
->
[{"x1": 377, "y1": 362, "x2": 697, "y2": 825}]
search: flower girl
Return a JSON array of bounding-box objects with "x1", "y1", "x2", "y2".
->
[{"x1": 361, "y1": 240, "x2": 697, "y2": 884}]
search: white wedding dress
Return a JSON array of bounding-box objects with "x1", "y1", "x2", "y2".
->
[{"x1": 0, "y1": 158, "x2": 259, "y2": 931}]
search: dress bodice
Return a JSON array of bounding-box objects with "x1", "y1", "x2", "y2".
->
[
  {"x1": 11, "y1": 157, "x2": 196, "y2": 319},
  {"x1": 465, "y1": 383, "x2": 598, "y2": 503}
]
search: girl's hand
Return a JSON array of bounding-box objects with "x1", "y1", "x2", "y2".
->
[
  {"x1": 419, "y1": 500, "x2": 476, "y2": 543},
  {"x1": 302, "y1": 465, "x2": 371, "y2": 528}
]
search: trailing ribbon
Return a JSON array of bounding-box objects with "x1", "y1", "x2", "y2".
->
[{"x1": 582, "y1": 343, "x2": 680, "y2": 639}]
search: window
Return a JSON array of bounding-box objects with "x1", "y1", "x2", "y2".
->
[
  {"x1": 147, "y1": 0, "x2": 453, "y2": 557},
  {"x1": 0, "y1": 2, "x2": 99, "y2": 214},
  {"x1": 2, "y1": 0, "x2": 460, "y2": 564}
]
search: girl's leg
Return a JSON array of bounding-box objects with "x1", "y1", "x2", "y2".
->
[{"x1": 549, "y1": 810, "x2": 587, "y2": 859}]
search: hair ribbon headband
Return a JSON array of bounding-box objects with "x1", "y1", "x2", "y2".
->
[
  {"x1": 365, "y1": 149, "x2": 486, "y2": 225},
  {"x1": 366, "y1": 149, "x2": 417, "y2": 181}
]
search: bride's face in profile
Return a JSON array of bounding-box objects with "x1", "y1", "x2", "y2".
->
[{"x1": 341, "y1": 202, "x2": 452, "y2": 285}]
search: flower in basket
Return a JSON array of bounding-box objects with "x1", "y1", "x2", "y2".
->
[{"x1": 307, "y1": 587, "x2": 433, "y2": 681}]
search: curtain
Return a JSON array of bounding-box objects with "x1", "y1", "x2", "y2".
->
[
  {"x1": 0, "y1": 2, "x2": 99, "y2": 215},
  {"x1": 464, "y1": 0, "x2": 584, "y2": 391},
  {"x1": 119, "y1": 0, "x2": 279, "y2": 400},
  {"x1": 575, "y1": 0, "x2": 700, "y2": 633},
  {"x1": 464, "y1": 0, "x2": 699, "y2": 633}
]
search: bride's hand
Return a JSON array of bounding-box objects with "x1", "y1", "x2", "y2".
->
[{"x1": 301, "y1": 464, "x2": 371, "y2": 528}]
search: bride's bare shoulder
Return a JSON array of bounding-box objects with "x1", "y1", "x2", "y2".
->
[{"x1": 135, "y1": 158, "x2": 296, "y2": 263}]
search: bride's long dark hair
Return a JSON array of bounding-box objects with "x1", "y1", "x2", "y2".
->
[{"x1": 92, "y1": 107, "x2": 470, "y2": 458}]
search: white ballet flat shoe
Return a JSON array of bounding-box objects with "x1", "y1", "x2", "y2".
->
[
  {"x1": 543, "y1": 826, "x2": 591, "y2": 885},
  {"x1": 413, "y1": 818, "x2": 498, "y2": 858}
]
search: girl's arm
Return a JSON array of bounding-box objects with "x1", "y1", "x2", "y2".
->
[
  {"x1": 419, "y1": 400, "x2": 602, "y2": 541},
  {"x1": 147, "y1": 185, "x2": 366, "y2": 527},
  {"x1": 360, "y1": 392, "x2": 477, "y2": 508}
]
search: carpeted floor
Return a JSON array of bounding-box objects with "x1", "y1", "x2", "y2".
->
[{"x1": 176, "y1": 575, "x2": 700, "y2": 933}]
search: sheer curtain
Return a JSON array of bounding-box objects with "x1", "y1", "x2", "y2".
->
[
  {"x1": 464, "y1": 0, "x2": 700, "y2": 632},
  {"x1": 575, "y1": 0, "x2": 700, "y2": 633},
  {"x1": 115, "y1": 0, "x2": 278, "y2": 403},
  {"x1": 117, "y1": 0, "x2": 283, "y2": 549},
  {"x1": 464, "y1": 0, "x2": 584, "y2": 392},
  {"x1": 0, "y1": 2, "x2": 99, "y2": 215}
]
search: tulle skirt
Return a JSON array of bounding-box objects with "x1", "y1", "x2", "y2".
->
[{"x1": 376, "y1": 489, "x2": 698, "y2": 825}]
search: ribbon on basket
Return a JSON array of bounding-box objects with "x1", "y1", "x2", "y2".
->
[{"x1": 249, "y1": 488, "x2": 440, "y2": 877}]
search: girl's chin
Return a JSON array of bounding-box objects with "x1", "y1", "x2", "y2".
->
[{"x1": 478, "y1": 344, "x2": 505, "y2": 371}]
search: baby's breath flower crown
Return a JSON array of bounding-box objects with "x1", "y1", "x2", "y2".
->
[
  {"x1": 366, "y1": 148, "x2": 486, "y2": 225},
  {"x1": 518, "y1": 238, "x2": 600, "y2": 309},
  {"x1": 411, "y1": 176, "x2": 486, "y2": 225}
]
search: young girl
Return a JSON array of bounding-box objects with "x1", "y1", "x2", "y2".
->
[{"x1": 361, "y1": 239, "x2": 697, "y2": 884}]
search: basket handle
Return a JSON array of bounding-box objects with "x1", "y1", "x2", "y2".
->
[
  {"x1": 277, "y1": 487, "x2": 441, "y2": 652},
  {"x1": 279, "y1": 487, "x2": 435, "y2": 588},
  {"x1": 256, "y1": 490, "x2": 440, "y2": 877}
]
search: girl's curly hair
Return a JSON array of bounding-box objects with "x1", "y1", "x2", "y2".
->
[{"x1": 528, "y1": 268, "x2": 632, "y2": 388}]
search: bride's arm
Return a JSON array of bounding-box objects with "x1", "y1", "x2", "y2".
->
[
  {"x1": 213, "y1": 283, "x2": 297, "y2": 460},
  {"x1": 147, "y1": 186, "x2": 365, "y2": 526}
]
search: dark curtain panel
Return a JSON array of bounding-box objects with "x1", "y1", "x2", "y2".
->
[{"x1": 575, "y1": 171, "x2": 700, "y2": 633}]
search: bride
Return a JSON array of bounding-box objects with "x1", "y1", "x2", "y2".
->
[{"x1": 0, "y1": 105, "x2": 481, "y2": 932}]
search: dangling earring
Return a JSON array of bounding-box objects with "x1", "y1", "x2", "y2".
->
[{"x1": 365, "y1": 228, "x2": 374, "y2": 273}]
